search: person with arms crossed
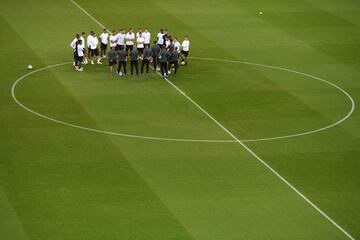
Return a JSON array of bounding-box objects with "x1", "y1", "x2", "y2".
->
[
  {"x1": 99, "y1": 28, "x2": 109, "y2": 58},
  {"x1": 125, "y1": 28, "x2": 135, "y2": 55},
  {"x1": 117, "y1": 48, "x2": 127, "y2": 77},
  {"x1": 80, "y1": 32, "x2": 88, "y2": 64},
  {"x1": 109, "y1": 30, "x2": 117, "y2": 50},
  {"x1": 136, "y1": 33, "x2": 145, "y2": 57},
  {"x1": 86, "y1": 31, "x2": 94, "y2": 64}
]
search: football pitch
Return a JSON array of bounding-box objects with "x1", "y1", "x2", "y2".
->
[{"x1": 1, "y1": 0, "x2": 360, "y2": 239}]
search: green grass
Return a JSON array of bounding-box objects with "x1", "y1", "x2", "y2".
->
[{"x1": 1, "y1": 0, "x2": 359, "y2": 239}]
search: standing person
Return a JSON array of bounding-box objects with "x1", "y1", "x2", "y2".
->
[
  {"x1": 174, "y1": 37, "x2": 181, "y2": 53},
  {"x1": 86, "y1": 31, "x2": 94, "y2": 63},
  {"x1": 75, "y1": 39, "x2": 85, "y2": 71},
  {"x1": 167, "y1": 38, "x2": 175, "y2": 52},
  {"x1": 109, "y1": 30, "x2": 117, "y2": 50},
  {"x1": 70, "y1": 34, "x2": 80, "y2": 68},
  {"x1": 143, "y1": 28, "x2": 151, "y2": 48},
  {"x1": 108, "y1": 47, "x2": 117, "y2": 73},
  {"x1": 169, "y1": 48, "x2": 180, "y2": 76},
  {"x1": 80, "y1": 32, "x2": 88, "y2": 64},
  {"x1": 136, "y1": 28, "x2": 143, "y2": 38},
  {"x1": 180, "y1": 35, "x2": 190, "y2": 65},
  {"x1": 99, "y1": 28, "x2": 109, "y2": 58},
  {"x1": 141, "y1": 44, "x2": 152, "y2": 77},
  {"x1": 89, "y1": 32, "x2": 102, "y2": 64},
  {"x1": 125, "y1": 28, "x2": 135, "y2": 55},
  {"x1": 117, "y1": 48, "x2": 127, "y2": 77},
  {"x1": 157, "y1": 28, "x2": 164, "y2": 47},
  {"x1": 165, "y1": 36, "x2": 171, "y2": 49},
  {"x1": 151, "y1": 41, "x2": 161, "y2": 71},
  {"x1": 159, "y1": 46, "x2": 169, "y2": 78},
  {"x1": 116, "y1": 29, "x2": 126, "y2": 51},
  {"x1": 136, "y1": 33, "x2": 145, "y2": 57},
  {"x1": 129, "y1": 48, "x2": 139, "y2": 76}
]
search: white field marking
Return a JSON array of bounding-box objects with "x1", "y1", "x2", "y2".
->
[
  {"x1": 189, "y1": 57, "x2": 356, "y2": 142},
  {"x1": 153, "y1": 67, "x2": 357, "y2": 240},
  {"x1": 72, "y1": 1, "x2": 356, "y2": 239},
  {"x1": 11, "y1": 62, "x2": 235, "y2": 143}
]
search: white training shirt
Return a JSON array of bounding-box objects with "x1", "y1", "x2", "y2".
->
[
  {"x1": 165, "y1": 39, "x2": 170, "y2": 48},
  {"x1": 70, "y1": 37, "x2": 78, "y2": 50},
  {"x1": 99, "y1": 32, "x2": 109, "y2": 44},
  {"x1": 143, "y1": 32, "x2": 151, "y2": 44},
  {"x1": 109, "y1": 35, "x2": 117, "y2": 48},
  {"x1": 125, "y1": 32, "x2": 135, "y2": 45},
  {"x1": 182, "y1": 40, "x2": 190, "y2": 52},
  {"x1": 157, "y1": 32, "x2": 164, "y2": 45},
  {"x1": 77, "y1": 44, "x2": 85, "y2": 57},
  {"x1": 118, "y1": 33, "x2": 125, "y2": 45},
  {"x1": 174, "y1": 41, "x2": 181, "y2": 52},
  {"x1": 89, "y1": 36, "x2": 98, "y2": 49},
  {"x1": 80, "y1": 36, "x2": 85, "y2": 48},
  {"x1": 86, "y1": 35, "x2": 93, "y2": 48},
  {"x1": 137, "y1": 36, "x2": 144, "y2": 48}
]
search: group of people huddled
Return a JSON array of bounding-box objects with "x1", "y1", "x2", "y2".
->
[{"x1": 70, "y1": 28, "x2": 190, "y2": 78}]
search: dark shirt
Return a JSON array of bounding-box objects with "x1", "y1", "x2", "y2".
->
[
  {"x1": 170, "y1": 51, "x2": 179, "y2": 62},
  {"x1": 130, "y1": 49, "x2": 139, "y2": 61},
  {"x1": 118, "y1": 49, "x2": 127, "y2": 61},
  {"x1": 143, "y1": 48, "x2": 152, "y2": 59},
  {"x1": 151, "y1": 44, "x2": 160, "y2": 57},
  {"x1": 108, "y1": 49, "x2": 117, "y2": 61},
  {"x1": 159, "y1": 49, "x2": 169, "y2": 63}
]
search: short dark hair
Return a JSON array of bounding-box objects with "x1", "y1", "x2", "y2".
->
[{"x1": 153, "y1": 40, "x2": 157, "y2": 44}]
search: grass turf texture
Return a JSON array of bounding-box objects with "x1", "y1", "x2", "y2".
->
[{"x1": 1, "y1": 0, "x2": 360, "y2": 239}]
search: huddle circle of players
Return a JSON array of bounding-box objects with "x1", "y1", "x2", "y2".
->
[{"x1": 70, "y1": 28, "x2": 190, "y2": 78}]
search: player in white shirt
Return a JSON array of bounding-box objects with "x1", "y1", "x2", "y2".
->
[
  {"x1": 125, "y1": 28, "x2": 135, "y2": 55},
  {"x1": 109, "y1": 30, "x2": 117, "y2": 50},
  {"x1": 165, "y1": 36, "x2": 170, "y2": 48},
  {"x1": 136, "y1": 33, "x2": 145, "y2": 57},
  {"x1": 180, "y1": 35, "x2": 190, "y2": 65},
  {"x1": 75, "y1": 39, "x2": 85, "y2": 71},
  {"x1": 157, "y1": 28, "x2": 164, "y2": 47},
  {"x1": 143, "y1": 28, "x2": 151, "y2": 47},
  {"x1": 136, "y1": 28, "x2": 143, "y2": 38},
  {"x1": 99, "y1": 28, "x2": 109, "y2": 58},
  {"x1": 86, "y1": 31, "x2": 94, "y2": 63},
  {"x1": 80, "y1": 32, "x2": 88, "y2": 64},
  {"x1": 116, "y1": 29, "x2": 126, "y2": 51},
  {"x1": 70, "y1": 34, "x2": 80, "y2": 68},
  {"x1": 89, "y1": 32, "x2": 102, "y2": 65},
  {"x1": 174, "y1": 37, "x2": 181, "y2": 53}
]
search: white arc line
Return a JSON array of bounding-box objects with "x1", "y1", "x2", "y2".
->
[{"x1": 68, "y1": 1, "x2": 355, "y2": 239}]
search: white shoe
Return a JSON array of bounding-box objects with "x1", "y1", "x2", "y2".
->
[
  {"x1": 118, "y1": 71, "x2": 123, "y2": 76},
  {"x1": 97, "y1": 60, "x2": 102, "y2": 64},
  {"x1": 76, "y1": 67, "x2": 83, "y2": 72},
  {"x1": 156, "y1": 67, "x2": 160, "y2": 71},
  {"x1": 91, "y1": 61, "x2": 94, "y2": 65},
  {"x1": 167, "y1": 70, "x2": 171, "y2": 75}
]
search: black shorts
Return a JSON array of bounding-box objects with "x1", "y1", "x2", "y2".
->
[
  {"x1": 77, "y1": 56, "x2": 84, "y2": 62},
  {"x1": 115, "y1": 45, "x2": 124, "y2": 51},
  {"x1": 109, "y1": 59, "x2": 117, "y2": 66},
  {"x1": 181, "y1": 50, "x2": 189, "y2": 57},
  {"x1": 137, "y1": 47, "x2": 144, "y2": 55},
  {"x1": 90, "y1": 48, "x2": 99, "y2": 56},
  {"x1": 101, "y1": 43, "x2": 107, "y2": 50},
  {"x1": 126, "y1": 45, "x2": 134, "y2": 52}
]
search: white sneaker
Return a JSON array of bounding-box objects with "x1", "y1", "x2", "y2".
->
[
  {"x1": 76, "y1": 67, "x2": 83, "y2": 72},
  {"x1": 167, "y1": 70, "x2": 171, "y2": 75},
  {"x1": 156, "y1": 67, "x2": 160, "y2": 71},
  {"x1": 118, "y1": 71, "x2": 123, "y2": 76},
  {"x1": 91, "y1": 60, "x2": 94, "y2": 65},
  {"x1": 97, "y1": 60, "x2": 102, "y2": 64}
]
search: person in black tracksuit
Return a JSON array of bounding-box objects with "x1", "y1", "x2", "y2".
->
[
  {"x1": 169, "y1": 50, "x2": 180, "y2": 75},
  {"x1": 130, "y1": 48, "x2": 139, "y2": 76},
  {"x1": 141, "y1": 45, "x2": 152, "y2": 76},
  {"x1": 151, "y1": 41, "x2": 160, "y2": 71},
  {"x1": 117, "y1": 49, "x2": 127, "y2": 76},
  {"x1": 159, "y1": 46, "x2": 170, "y2": 78}
]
